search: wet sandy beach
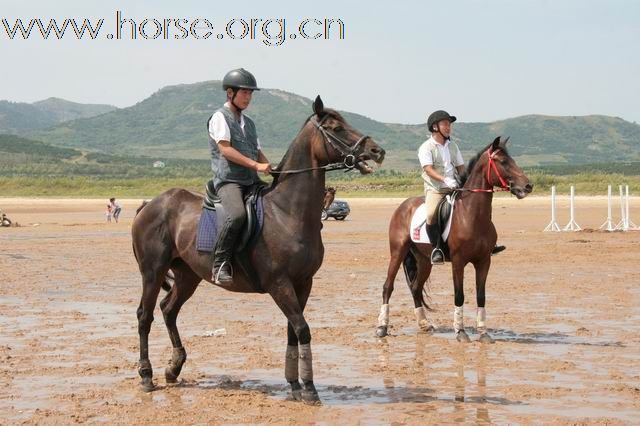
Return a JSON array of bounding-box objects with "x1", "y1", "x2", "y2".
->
[{"x1": 1, "y1": 196, "x2": 639, "y2": 424}]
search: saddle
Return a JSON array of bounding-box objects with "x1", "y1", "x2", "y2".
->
[
  {"x1": 409, "y1": 191, "x2": 460, "y2": 260},
  {"x1": 197, "y1": 179, "x2": 267, "y2": 292}
]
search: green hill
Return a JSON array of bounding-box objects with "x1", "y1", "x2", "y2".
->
[
  {"x1": 0, "y1": 98, "x2": 116, "y2": 134},
  {"x1": 11, "y1": 81, "x2": 640, "y2": 169}
]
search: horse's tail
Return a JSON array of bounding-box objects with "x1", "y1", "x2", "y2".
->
[
  {"x1": 132, "y1": 199, "x2": 172, "y2": 292},
  {"x1": 136, "y1": 200, "x2": 149, "y2": 216},
  {"x1": 402, "y1": 246, "x2": 431, "y2": 310}
]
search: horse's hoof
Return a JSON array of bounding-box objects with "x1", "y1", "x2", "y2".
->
[
  {"x1": 165, "y1": 368, "x2": 178, "y2": 383},
  {"x1": 140, "y1": 379, "x2": 155, "y2": 392},
  {"x1": 456, "y1": 330, "x2": 471, "y2": 343},
  {"x1": 479, "y1": 333, "x2": 495, "y2": 344},
  {"x1": 419, "y1": 324, "x2": 435, "y2": 334},
  {"x1": 287, "y1": 381, "x2": 303, "y2": 401},
  {"x1": 376, "y1": 326, "x2": 388, "y2": 337},
  {"x1": 301, "y1": 389, "x2": 321, "y2": 404}
]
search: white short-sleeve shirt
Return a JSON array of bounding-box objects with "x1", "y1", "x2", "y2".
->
[
  {"x1": 418, "y1": 136, "x2": 464, "y2": 178},
  {"x1": 208, "y1": 102, "x2": 262, "y2": 150}
]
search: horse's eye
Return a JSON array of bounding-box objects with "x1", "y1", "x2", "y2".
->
[{"x1": 334, "y1": 126, "x2": 344, "y2": 132}]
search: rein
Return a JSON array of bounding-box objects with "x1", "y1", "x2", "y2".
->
[
  {"x1": 270, "y1": 115, "x2": 369, "y2": 175},
  {"x1": 459, "y1": 148, "x2": 510, "y2": 193}
]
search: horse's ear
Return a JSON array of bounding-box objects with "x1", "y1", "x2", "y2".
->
[
  {"x1": 492, "y1": 136, "x2": 501, "y2": 151},
  {"x1": 502, "y1": 136, "x2": 510, "y2": 146},
  {"x1": 312, "y1": 95, "x2": 325, "y2": 117}
]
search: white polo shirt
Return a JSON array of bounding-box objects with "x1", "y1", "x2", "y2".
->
[
  {"x1": 208, "y1": 102, "x2": 262, "y2": 149},
  {"x1": 418, "y1": 136, "x2": 464, "y2": 178}
]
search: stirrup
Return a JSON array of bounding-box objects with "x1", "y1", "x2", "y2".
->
[
  {"x1": 430, "y1": 248, "x2": 445, "y2": 265},
  {"x1": 213, "y1": 260, "x2": 233, "y2": 285}
]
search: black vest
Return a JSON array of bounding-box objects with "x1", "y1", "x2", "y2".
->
[{"x1": 208, "y1": 106, "x2": 260, "y2": 188}]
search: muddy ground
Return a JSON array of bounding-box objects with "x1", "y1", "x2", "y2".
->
[{"x1": 0, "y1": 196, "x2": 639, "y2": 424}]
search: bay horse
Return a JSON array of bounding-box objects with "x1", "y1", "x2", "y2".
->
[
  {"x1": 132, "y1": 96, "x2": 384, "y2": 402},
  {"x1": 375, "y1": 136, "x2": 532, "y2": 342}
]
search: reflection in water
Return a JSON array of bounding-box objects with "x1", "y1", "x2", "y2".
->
[{"x1": 452, "y1": 344, "x2": 492, "y2": 424}]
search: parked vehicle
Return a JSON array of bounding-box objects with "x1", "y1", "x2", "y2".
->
[{"x1": 321, "y1": 200, "x2": 350, "y2": 221}]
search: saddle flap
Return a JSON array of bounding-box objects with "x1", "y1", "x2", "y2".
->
[{"x1": 409, "y1": 194, "x2": 457, "y2": 244}]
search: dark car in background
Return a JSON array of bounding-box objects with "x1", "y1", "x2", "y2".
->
[{"x1": 321, "y1": 199, "x2": 350, "y2": 221}]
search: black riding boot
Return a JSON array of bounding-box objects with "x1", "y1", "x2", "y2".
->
[
  {"x1": 492, "y1": 244, "x2": 506, "y2": 255},
  {"x1": 426, "y1": 223, "x2": 444, "y2": 265},
  {"x1": 212, "y1": 224, "x2": 238, "y2": 285}
]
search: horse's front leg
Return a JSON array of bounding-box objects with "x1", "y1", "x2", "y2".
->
[
  {"x1": 452, "y1": 260, "x2": 470, "y2": 343},
  {"x1": 271, "y1": 281, "x2": 319, "y2": 404},
  {"x1": 474, "y1": 256, "x2": 495, "y2": 344}
]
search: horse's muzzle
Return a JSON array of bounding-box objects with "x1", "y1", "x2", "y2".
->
[
  {"x1": 355, "y1": 146, "x2": 385, "y2": 174},
  {"x1": 511, "y1": 183, "x2": 533, "y2": 199}
]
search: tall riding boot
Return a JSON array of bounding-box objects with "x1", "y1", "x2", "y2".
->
[
  {"x1": 426, "y1": 223, "x2": 444, "y2": 265},
  {"x1": 212, "y1": 223, "x2": 239, "y2": 285}
]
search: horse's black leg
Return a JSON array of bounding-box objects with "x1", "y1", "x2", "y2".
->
[
  {"x1": 271, "y1": 279, "x2": 319, "y2": 403},
  {"x1": 474, "y1": 256, "x2": 494, "y2": 344},
  {"x1": 160, "y1": 263, "x2": 201, "y2": 383},
  {"x1": 377, "y1": 239, "x2": 410, "y2": 337},
  {"x1": 409, "y1": 254, "x2": 434, "y2": 334},
  {"x1": 452, "y1": 260, "x2": 471, "y2": 343},
  {"x1": 137, "y1": 268, "x2": 163, "y2": 391},
  {"x1": 286, "y1": 322, "x2": 303, "y2": 400}
]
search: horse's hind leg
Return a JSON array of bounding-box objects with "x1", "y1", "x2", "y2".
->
[
  {"x1": 160, "y1": 261, "x2": 201, "y2": 383},
  {"x1": 407, "y1": 251, "x2": 434, "y2": 334},
  {"x1": 376, "y1": 237, "x2": 410, "y2": 338},
  {"x1": 137, "y1": 267, "x2": 165, "y2": 392}
]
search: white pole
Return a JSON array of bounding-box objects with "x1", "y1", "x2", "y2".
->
[
  {"x1": 544, "y1": 186, "x2": 561, "y2": 232},
  {"x1": 626, "y1": 185, "x2": 637, "y2": 229},
  {"x1": 563, "y1": 185, "x2": 581, "y2": 231},
  {"x1": 615, "y1": 185, "x2": 626, "y2": 230},
  {"x1": 600, "y1": 185, "x2": 615, "y2": 231}
]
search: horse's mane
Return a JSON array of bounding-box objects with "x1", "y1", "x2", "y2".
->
[
  {"x1": 458, "y1": 140, "x2": 510, "y2": 187},
  {"x1": 271, "y1": 109, "x2": 345, "y2": 187}
]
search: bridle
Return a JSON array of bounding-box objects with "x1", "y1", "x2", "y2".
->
[
  {"x1": 464, "y1": 148, "x2": 511, "y2": 193},
  {"x1": 271, "y1": 114, "x2": 370, "y2": 175}
]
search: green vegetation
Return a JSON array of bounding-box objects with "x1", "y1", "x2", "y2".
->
[
  {"x1": 8, "y1": 81, "x2": 638, "y2": 168},
  {"x1": 0, "y1": 98, "x2": 115, "y2": 133}
]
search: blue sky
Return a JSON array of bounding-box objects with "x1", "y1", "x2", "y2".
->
[{"x1": 1, "y1": 0, "x2": 639, "y2": 124}]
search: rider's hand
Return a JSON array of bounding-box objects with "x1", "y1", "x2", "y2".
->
[
  {"x1": 443, "y1": 177, "x2": 459, "y2": 189},
  {"x1": 255, "y1": 162, "x2": 272, "y2": 175}
]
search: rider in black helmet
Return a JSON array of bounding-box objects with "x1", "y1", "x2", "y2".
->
[{"x1": 207, "y1": 68, "x2": 271, "y2": 285}]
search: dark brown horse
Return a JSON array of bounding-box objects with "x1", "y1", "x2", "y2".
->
[
  {"x1": 375, "y1": 137, "x2": 532, "y2": 342},
  {"x1": 132, "y1": 96, "x2": 384, "y2": 402}
]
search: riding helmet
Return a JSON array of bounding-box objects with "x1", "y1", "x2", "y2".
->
[
  {"x1": 222, "y1": 68, "x2": 260, "y2": 91},
  {"x1": 427, "y1": 110, "x2": 457, "y2": 132}
]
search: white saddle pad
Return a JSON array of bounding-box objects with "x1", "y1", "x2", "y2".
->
[{"x1": 409, "y1": 195, "x2": 455, "y2": 244}]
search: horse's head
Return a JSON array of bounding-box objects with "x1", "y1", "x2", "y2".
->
[
  {"x1": 484, "y1": 136, "x2": 533, "y2": 199},
  {"x1": 309, "y1": 96, "x2": 385, "y2": 174}
]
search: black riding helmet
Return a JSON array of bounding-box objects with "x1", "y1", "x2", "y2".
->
[
  {"x1": 222, "y1": 68, "x2": 260, "y2": 91},
  {"x1": 427, "y1": 110, "x2": 456, "y2": 133}
]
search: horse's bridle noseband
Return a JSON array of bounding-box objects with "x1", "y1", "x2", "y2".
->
[
  {"x1": 311, "y1": 114, "x2": 369, "y2": 169},
  {"x1": 271, "y1": 114, "x2": 370, "y2": 175}
]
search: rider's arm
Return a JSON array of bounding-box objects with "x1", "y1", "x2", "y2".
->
[
  {"x1": 456, "y1": 165, "x2": 465, "y2": 175},
  {"x1": 218, "y1": 141, "x2": 271, "y2": 174},
  {"x1": 423, "y1": 165, "x2": 447, "y2": 183}
]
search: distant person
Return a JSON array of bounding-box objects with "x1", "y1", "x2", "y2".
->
[
  {"x1": 419, "y1": 110, "x2": 505, "y2": 264},
  {"x1": 109, "y1": 198, "x2": 122, "y2": 223},
  {"x1": 323, "y1": 187, "x2": 336, "y2": 210},
  {"x1": 105, "y1": 204, "x2": 112, "y2": 223}
]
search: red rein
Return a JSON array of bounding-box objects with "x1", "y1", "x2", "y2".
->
[{"x1": 468, "y1": 148, "x2": 510, "y2": 193}]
